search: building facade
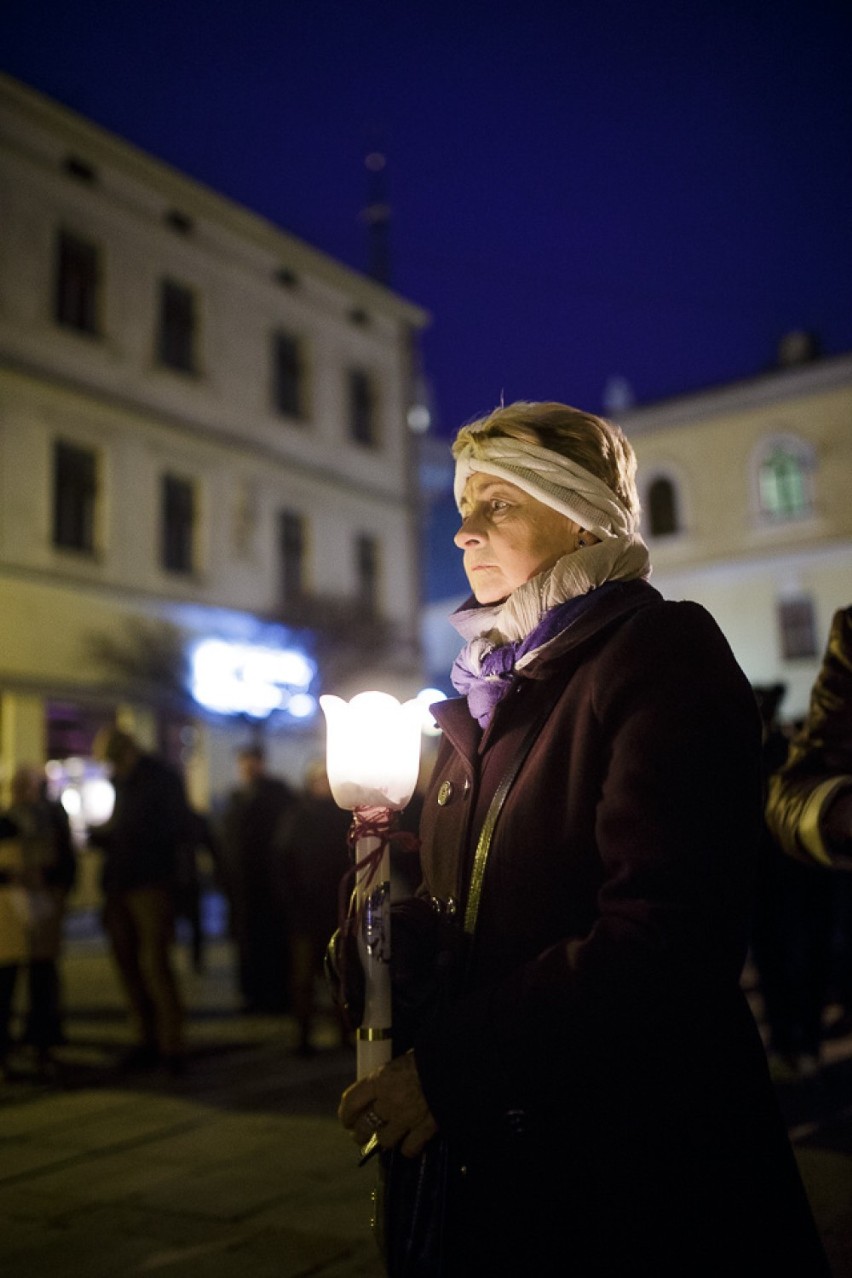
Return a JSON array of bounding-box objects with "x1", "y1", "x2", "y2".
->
[
  {"x1": 622, "y1": 349, "x2": 852, "y2": 722},
  {"x1": 0, "y1": 73, "x2": 429, "y2": 820}
]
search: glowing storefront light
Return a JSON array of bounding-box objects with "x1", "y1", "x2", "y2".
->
[
  {"x1": 191, "y1": 639, "x2": 316, "y2": 720},
  {"x1": 415, "y1": 686, "x2": 447, "y2": 736},
  {"x1": 47, "y1": 758, "x2": 115, "y2": 844},
  {"x1": 288, "y1": 693, "x2": 318, "y2": 719}
]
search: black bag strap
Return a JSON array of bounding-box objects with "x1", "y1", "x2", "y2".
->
[{"x1": 463, "y1": 690, "x2": 559, "y2": 937}]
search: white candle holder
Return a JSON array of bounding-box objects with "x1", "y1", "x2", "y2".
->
[{"x1": 320, "y1": 691, "x2": 423, "y2": 1077}]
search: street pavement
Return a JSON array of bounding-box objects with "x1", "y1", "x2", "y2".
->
[{"x1": 2, "y1": 912, "x2": 852, "y2": 1277}]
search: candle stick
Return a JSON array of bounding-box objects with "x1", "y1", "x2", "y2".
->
[{"x1": 320, "y1": 692, "x2": 422, "y2": 1078}]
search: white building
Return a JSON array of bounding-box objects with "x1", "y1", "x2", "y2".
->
[
  {"x1": 0, "y1": 73, "x2": 429, "y2": 817},
  {"x1": 623, "y1": 346, "x2": 852, "y2": 722}
]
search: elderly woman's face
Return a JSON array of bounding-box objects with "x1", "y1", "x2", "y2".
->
[{"x1": 455, "y1": 472, "x2": 583, "y2": 604}]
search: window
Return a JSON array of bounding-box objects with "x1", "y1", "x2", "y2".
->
[
  {"x1": 757, "y1": 438, "x2": 813, "y2": 521},
  {"x1": 164, "y1": 209, "x2": 194, "y2": 235},
  {"x1": 278, "y1": 510, "x2": 306, "y2": 602},
  {"x1": 272, "y1": 332, "x2": 305, "y2": 419},
  {"x1": 55, "y1": 230, "x2": 100, "y2": 334},
  {"x1": 63, "y1": 156, "x2": 97, "y2": 183},
  {"x1": 161, "y1": 474, "x2": 195, "y2": 573},
  {"x1": 157, "y1": 279, "x2": 197, "y2": 373},
  {"x1": 355, "y1": 533, "x2": 380, "y2": 614},
  {"x1": 53, "y1": 441, "x2": 98, "y2": 553},
  {"x1": 647, "y1": 476, "x2": 680, "y2": 537},
  {"x1": 778, "y1": 597, "x2": 818, "y2": 660},
  {"x1": 348, "y1": 369, "x2": 377, "y2": 446}
]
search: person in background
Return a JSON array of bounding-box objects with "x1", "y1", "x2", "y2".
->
[
  {"x1": 275, "y1": 759, "x2": 352, "y2": 1055},
  {"x1": 175, "y1": 808, "x2": 220, "y2": 975},
  {"x1": 0, "y1": 765, "x2": 76, "y2": 1082},
  {"x1": 88, "y1": 728, "x2": 192, "y2": 1075},
  {"x1": 767, "y1": 604, "x2": 852, "y2": 1042},
  {"x1": 218, "y1": 745, "x2": 295, "y2": 1013},
  {"x1": 337, "y1": 401, "x2": 828, "y2": 1275},
  {"x1": 749, "y1": 684, "x2": 834, "y2": 1080}
]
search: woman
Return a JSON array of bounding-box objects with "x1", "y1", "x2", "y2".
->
[
  {"x1": 338, "y1": 402, "x2": 828, "y2": 1276},
  {"x1": 0, "y1": 765, "x2": 76, "y2": 1081}
]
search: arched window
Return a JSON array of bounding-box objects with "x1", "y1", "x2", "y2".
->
[
  {"x1": 647, "y1": 476, "x2": 680, "y2": 537},
  {"x1": 756, "y1": 437, "x2": 814, "y2": 521}
]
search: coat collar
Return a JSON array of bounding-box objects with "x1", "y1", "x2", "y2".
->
[
  {"x1": 431, "y1": 579, "x2": 663, "y2": 763},
  {"x1": 516, "y1": 578, "x2": 661, "y2": 680}
]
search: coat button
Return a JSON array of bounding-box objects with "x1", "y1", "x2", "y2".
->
[{"x1": 437, "y1": 780, "x2": 454, "y2": 806}]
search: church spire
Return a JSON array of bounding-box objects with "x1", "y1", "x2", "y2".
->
[{"x1": 362, "y1": 150, "x2": 391, "y2": 286}]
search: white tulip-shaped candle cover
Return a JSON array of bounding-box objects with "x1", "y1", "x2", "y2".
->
[{"x1": 320, "y1": 691, "x2": 423, "y2": 1077}]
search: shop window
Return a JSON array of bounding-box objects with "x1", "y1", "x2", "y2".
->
[
  {"x1": 757, "y1": 437, "x2": 814, "y2": 522},
  {"x1": 55, "y1": 229, "x2": 100, "y2": 335},
  {"x1": 278, "y1": 509, "x2": 306, "y2": 602},
  {"x1": 161, "y1": 473, "x2": 196, "y2": 573},
  {"x1": 778, "y1": 597, "x2": 818, "y2": 660},
  {"x1": 157, "y1": 278, "x2": 197, "y2": 373},
  {"x1": 53, "y1": 440, "x2": 98, "y2": 553},
  {"x1": 348, "y1": 368, "x2": 378, "y2": 446},
  {"x1": 355, "y1": 533, "x2": 380, "y2": 614},
  {"x1": 272, "y1": 331, "x2": 306, "y2": 419},
  {"x1": 647, "y1": 475, "x2": 680, "y2": 537}
]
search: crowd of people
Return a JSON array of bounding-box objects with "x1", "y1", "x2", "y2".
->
[{"x1": 0, "y1": 730, "x2": 364, "y2": 1082}]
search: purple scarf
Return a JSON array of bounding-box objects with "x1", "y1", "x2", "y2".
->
[{"x1": 451, "y1": 584, "x2": 619, "y2": 728}]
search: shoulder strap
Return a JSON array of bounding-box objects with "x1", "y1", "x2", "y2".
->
[{"x1": 463, "y1": 692, "x2": 558, "y2": 937}]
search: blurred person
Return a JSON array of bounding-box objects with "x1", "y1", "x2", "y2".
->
[
  {"x1": 275, "y1": 759, "x2": 352, "y2": 1054},
  {"x1": 175, "y1": 808, "x2": 220, "y2": 975},
  {"x1": 749, "y1": 684, "x2": 834, "y2": 1080},
  {"x1": 0, "y1": 765, "x2": 76, "y2": 1081},
  {"x1": 218, "y1": 744, "x2": 295, "y2": 1013},
  {"x1": 767, "y1": 604, "x2": 852, "y2": 1040},
  {"x1": 389, "y1": 752, "x2": 433, "y2": 901},
  {"x1": 336, "y1": 402, "x2": 828, "y2": 1275},
  {"x1": 88, "y1": 727, "x2": 192, "y2": 1074}
]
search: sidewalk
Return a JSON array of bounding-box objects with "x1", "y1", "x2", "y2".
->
[
  {"x1": 1, "y1": 918, "x2": 385, "y2": 1278},
  {"x1": 1, "y1": 917, "x2": 852, "y2": 1276}
]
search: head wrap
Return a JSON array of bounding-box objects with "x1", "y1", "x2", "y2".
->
[{"x1": 453, "y1": 435, "x2": 637, "y2": 539}]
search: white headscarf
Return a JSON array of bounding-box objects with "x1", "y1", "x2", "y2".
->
[{"x1": 453, "y1": 436, "x2": 641, "y2": 539}]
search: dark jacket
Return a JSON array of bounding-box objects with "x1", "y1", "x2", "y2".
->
[
  {"x1": 0, "y1": 799, "x2": 75, "y2": 892},
  {"x1": 409, "y1": 580, "x2": 827, "y2": 1275},
  {"x1": 766, "y1": 605, "x2": 852, "y2": 868},
  {"x1": 219, "y1": 775, "x2": 295, "y2": 890},
  {"x1": 275, "y1": 795, "x2": 351, "y2": 942},
  {"x1": 90, "y1": 754, "x2": 192, "y2": 893}
]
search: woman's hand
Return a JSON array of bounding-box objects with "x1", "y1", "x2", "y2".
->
[{"x1": 338, "y1": 1050, "x2": 438, "y2": 1158}]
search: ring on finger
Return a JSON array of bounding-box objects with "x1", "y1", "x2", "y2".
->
[{"x1": 365, "y1": 1108, "x2": 386, "y2": 1130}]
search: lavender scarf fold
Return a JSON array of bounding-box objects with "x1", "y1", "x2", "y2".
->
[{"x1": 451, "y1": 583, "x2": 619, "y2": 727}]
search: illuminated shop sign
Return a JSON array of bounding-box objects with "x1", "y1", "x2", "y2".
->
[{"x1": 190, "y1": 639, "x2": 317, "y2": 720}]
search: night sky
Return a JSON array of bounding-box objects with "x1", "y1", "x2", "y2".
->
[{"x1": 4, "y1": 0, "x2": 852, "y2": 440}]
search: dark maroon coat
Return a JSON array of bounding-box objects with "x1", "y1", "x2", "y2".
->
[{"x1": 408, "y1": 580, "x2": 827, "y2": 1275}]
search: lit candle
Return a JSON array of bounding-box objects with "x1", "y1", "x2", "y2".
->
[{"x1": 320, "y1": 691, "x2": 423, "y2": 1077}]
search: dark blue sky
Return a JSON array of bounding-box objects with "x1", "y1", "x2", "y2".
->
[{"x1": 4, "y1": 0, "x2": 852, "y2": 437}]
